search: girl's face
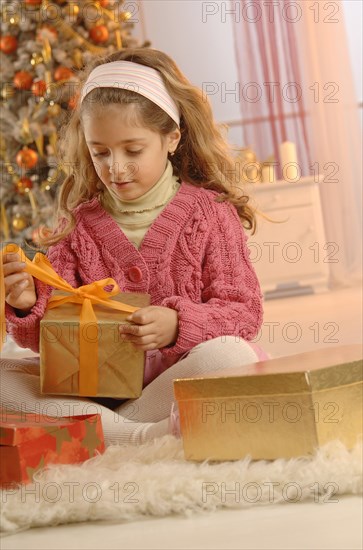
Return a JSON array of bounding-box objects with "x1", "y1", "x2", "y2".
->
[{"x1": 83, "y1": 104, "x2": 181, "y2": 200}]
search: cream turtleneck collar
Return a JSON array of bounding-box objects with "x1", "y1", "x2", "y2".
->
[{"x1": 100, "y1": 160, "x2": 180, "y2": 249}]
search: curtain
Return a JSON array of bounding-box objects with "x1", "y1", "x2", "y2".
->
[
  {"x1": 297, "y1": 0, "x2": 362, "y2": 286},
  {"x1": 232, "y1": 0, "x2": 362, "y2": 287}
]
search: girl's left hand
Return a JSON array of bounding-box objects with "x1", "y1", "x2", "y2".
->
[{"x1": 119, "y1": 306, "x2": 179, "y2": 351}]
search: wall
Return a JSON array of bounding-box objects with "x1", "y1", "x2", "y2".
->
[
  {"x1": 131, "y1": 0, "x2": 362, "y2": 146},
  {"x1": 132, "y1": 0, "x2": 242, "y2": 146}
]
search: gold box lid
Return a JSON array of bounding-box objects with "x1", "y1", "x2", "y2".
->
[{"x1": 173, "y1": 345, "x2": 363, "y2": 399}]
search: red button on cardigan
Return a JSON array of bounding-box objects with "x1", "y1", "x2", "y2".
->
[{"x1": 127, "y1": 266, "x2": 143, "y2": 283}]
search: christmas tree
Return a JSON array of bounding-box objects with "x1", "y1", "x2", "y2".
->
[{"x1": 0, "y1": 0, "x2": 146, "y2": 248}]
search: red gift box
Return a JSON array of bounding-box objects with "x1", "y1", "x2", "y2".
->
[{"x1": 0, "y1": 410, "x2": 105, "y2": 485}]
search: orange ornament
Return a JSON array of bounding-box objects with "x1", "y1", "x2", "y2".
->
[
  {"x1": 68, "y1": 94, "x2": 79, "y2": 110},
  {"x1": 24, "y1": 0, "x2": 42, "y2": 4},
  {"x1": 99, "y1": 0, "x2": 109, "y2": 6},
  {"x1": 15, "y1": 177, "x2": 33, "y2": 195},
  {"x1": 31, "y1": 80, "x2": 47, "y2": 97},
  {"x1": 16, "y1": 147, "x2": 38, "y2": 169},
  {"x1": 13, "y1": 71, "x2": 33, "y2": 90},
  {"x1": 54, "y1": 66, "x2": 74, "y2": 81},
  {"x1": 0, "y1": 35, "x2": 18, "y2": 54},
  {"x1": 89, "y1": 25, "x2": 109, "y2": 44}
]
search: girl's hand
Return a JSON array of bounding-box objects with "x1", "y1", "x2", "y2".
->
[
  {"x1": 119, "y1": 306, "x2": 179, "y2": 351},
  {"x1": 2, "y1": 252, "x2": 37, "y2": 313}
]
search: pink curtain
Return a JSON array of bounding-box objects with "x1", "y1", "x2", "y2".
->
[
  {"x1": 232, "y1": 0, "x2": 312, "y2": 179},
  {"x1": 232, "y1": 0, "x2": 362, "y2": 286},
  {"x1": 297, "y1": 0, "x2": 362, "y2": 286}
]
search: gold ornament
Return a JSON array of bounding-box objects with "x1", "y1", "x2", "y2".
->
[
  {"x1": 2, "y1": 6, "x2": 20, "y2": 25},
  {"x1": 12, "y1": 214, "x2": 28, "y2": 232},
  {"x1": 72, "y1": 48, "x2": 83, "y2": 69},
  {"x1": 1, "y1": 203, "x2": 10, "y2": 240},
  {"x1": 237, "y1": 148, "x2": 260, "y2": 183},
  {"x1": 120, "y1": 11, "x2": 132, "y2": 22},
  {"x1": 47, "y1": 103, "x2": 61, "y2": 117},
  {"x1": 41, "y1": 37, "x2": 52, "y2": 65},
  {"x1": 34, "y1": 132, "x2": 44, "y2": 157},
  {"x1": 44, "y1": 69, "x2": 52, "y2": 88},
  {"x1": 236, "y1": 147, "x2": 276, "y2": 184},
  {"x1": 48, "y1": 132, "x2": 58, "y2": 155},
  {"x1": 20, "y1": 118, "x2": 33, "y2": 144},
  {"x1": 115, "y1": 29, "x2": 122, "y2": 49},
  {"x1": 239, "y1": 147, "x2": 257, "y2": 164}
]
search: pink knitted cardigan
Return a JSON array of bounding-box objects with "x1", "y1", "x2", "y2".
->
[{"x1": 6, "y1": 181, "x2": 264, "y2": 361}]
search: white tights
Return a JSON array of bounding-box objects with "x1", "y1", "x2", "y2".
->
[{"x1": 0, "y1": 337, "x2": 259, "y2": 446}]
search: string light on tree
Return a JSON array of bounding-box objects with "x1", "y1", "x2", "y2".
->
[
  {"x1": 30, "y1": 52, "x2": 44, "y2": 66},
  {"x1": 15, "y1": 177, "x2": 34, "y2": 195},
  {"x1": 65, "y1": 2, "x2": 80, "y2": 19}
]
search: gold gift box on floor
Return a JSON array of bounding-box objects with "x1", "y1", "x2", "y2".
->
[
  {"x1": 40, "y1": 292, "x2": 150, "y2": 398},
  {"x1": 174, "y1": 345, "x2": 362, "y2": 461}
]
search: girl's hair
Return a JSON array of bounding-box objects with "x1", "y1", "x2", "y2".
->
[{"x1": 40, "y1": 48, "x2": 258, "y2": 247}]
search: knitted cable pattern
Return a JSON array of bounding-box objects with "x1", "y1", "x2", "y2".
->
[{"x1": 6, "y1": 182, "x2": 264, "y2": 361}]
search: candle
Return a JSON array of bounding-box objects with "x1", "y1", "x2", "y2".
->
[
  {"x1": 280, "y1": 141, "x2": 299, "y2": 182},
  {"x1": 246, "y1": 162, "x2": 260, "y2": 183},
  {"x1": 262, "y1": 164, "x2": 276, "y2": 183}
]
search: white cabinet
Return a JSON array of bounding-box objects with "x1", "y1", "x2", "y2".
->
[{"x1": 244, "y1": 177, "x2": 330, "y2": 298}]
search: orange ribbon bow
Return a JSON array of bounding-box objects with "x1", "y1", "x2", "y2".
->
[{"x1": 0, "y1": 243, "x2": 140, "y2": 395}]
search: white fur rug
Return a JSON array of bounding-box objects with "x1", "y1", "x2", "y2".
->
[{"x1": 1, "y1": 435, "x2": 362, "y2": 535}]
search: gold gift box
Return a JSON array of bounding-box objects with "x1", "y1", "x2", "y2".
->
[
  {"x1": 40, "y1": 292, "x2": 150, "y2": 398},
  {"x1": 174, "y1": 345, "x2": 362, "y2": 461}
]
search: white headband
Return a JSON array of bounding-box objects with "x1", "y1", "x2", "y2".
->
[{"x1": 80, "y1": 60, "x2": 180, "y2": 127}]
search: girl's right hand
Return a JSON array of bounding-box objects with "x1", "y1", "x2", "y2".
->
[{"x1": 2, "y1": 252, "x2": 37, "y2": 313}]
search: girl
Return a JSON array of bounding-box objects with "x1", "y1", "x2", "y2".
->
[{"x1": 1, "y1": 48, "x2": 268, "y2": 445}]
